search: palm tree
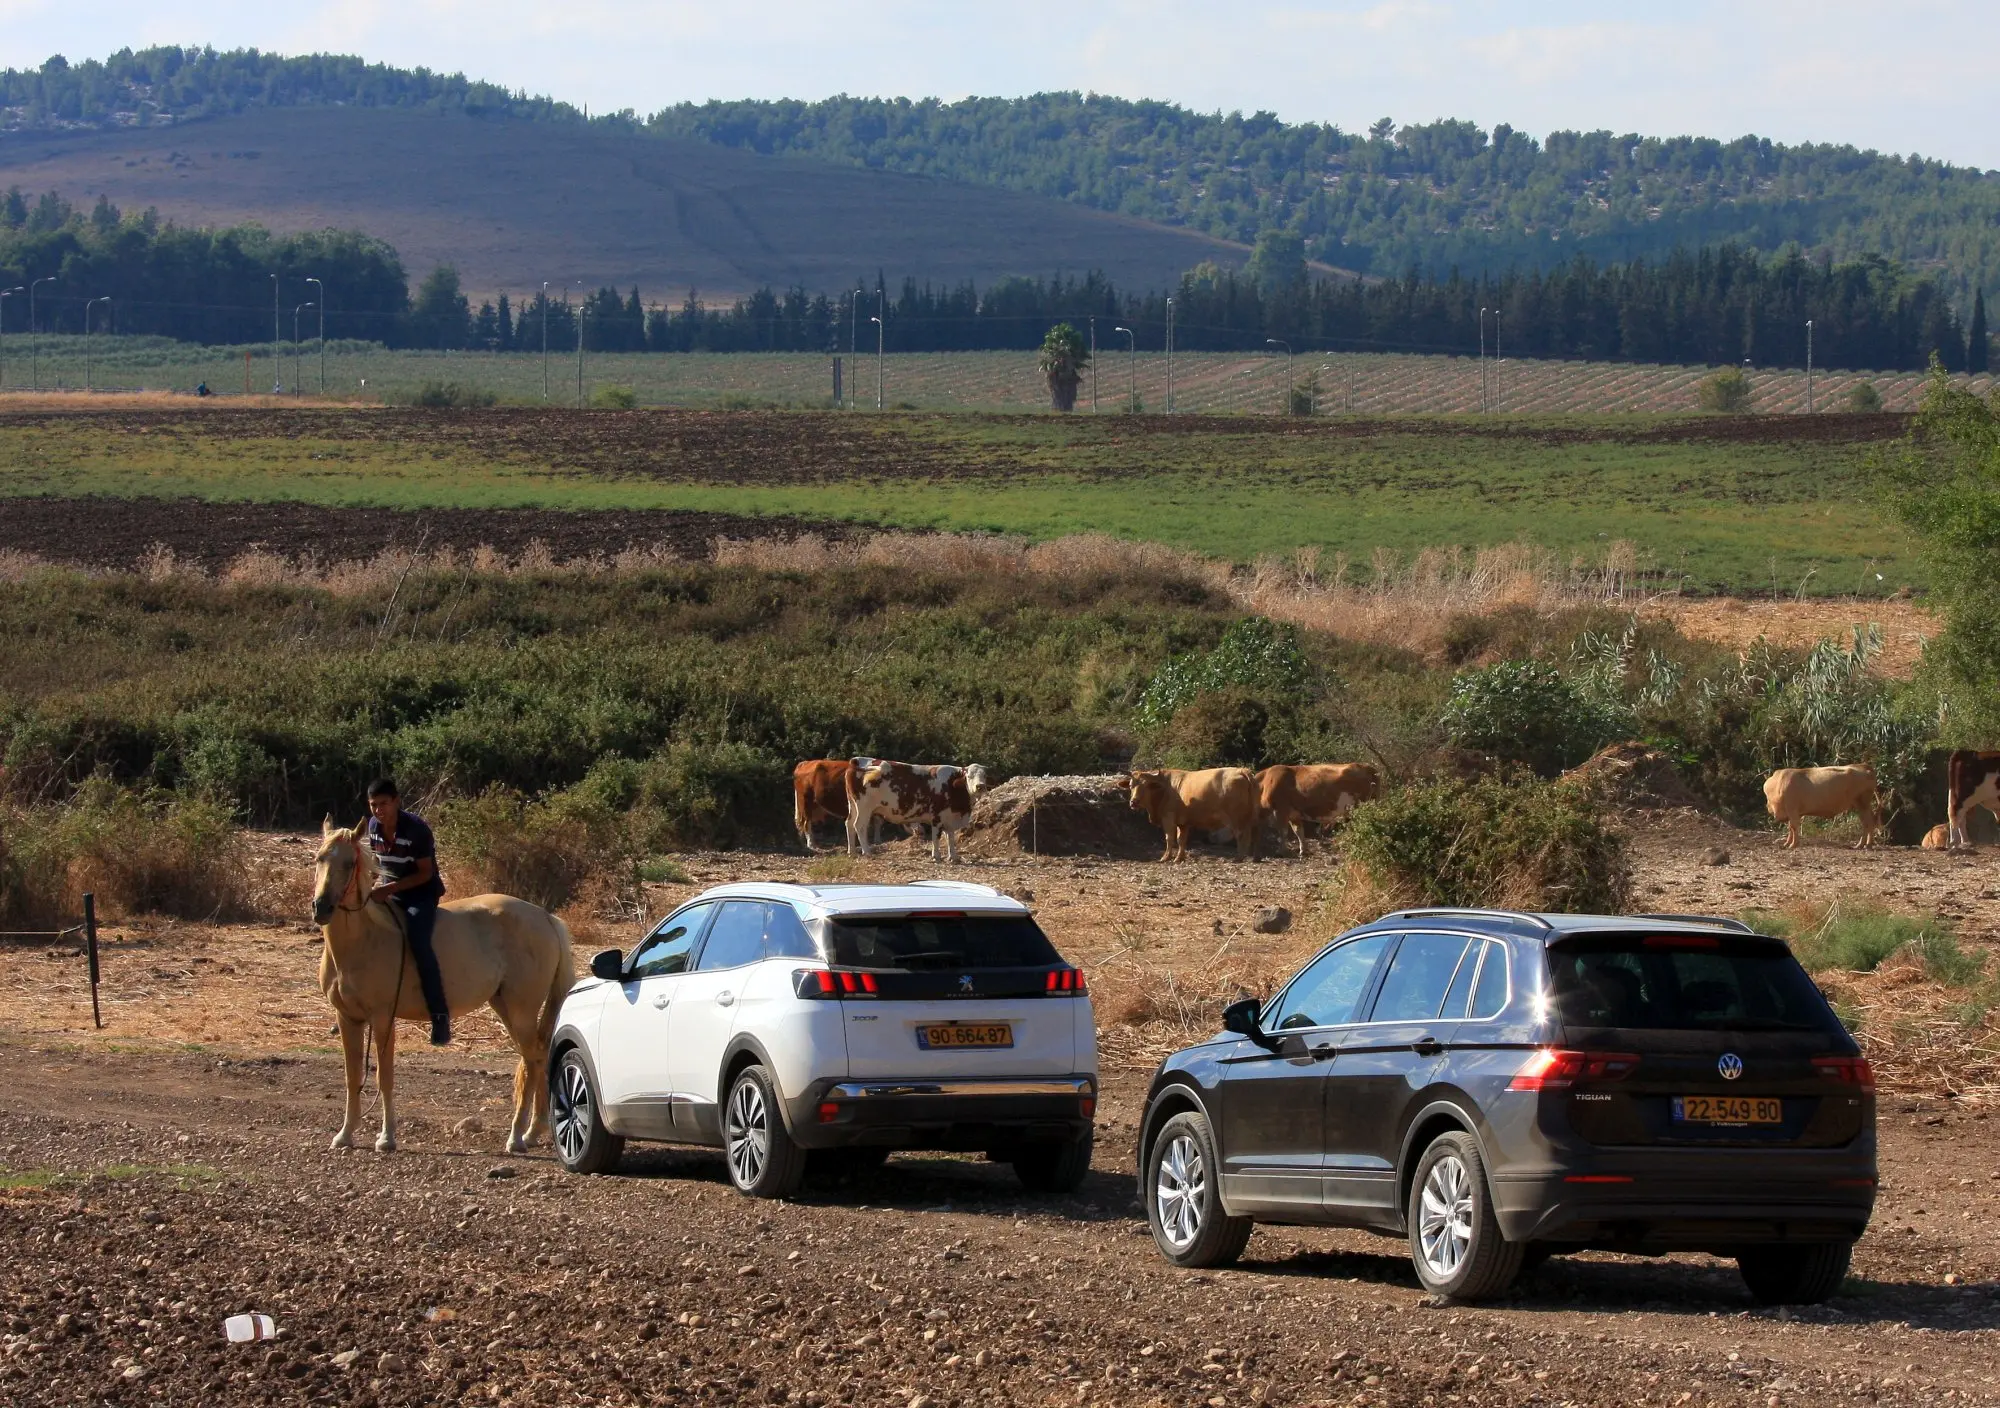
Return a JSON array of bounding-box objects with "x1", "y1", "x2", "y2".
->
[{"x1": 1038, "y1": 323, "x2": 1090, "y2": 412}]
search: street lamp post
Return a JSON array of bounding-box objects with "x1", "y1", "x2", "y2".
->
[
  {"x1": 0, "y1": 286, "x2": 21, "y2": 390},
  {"x1": 293, "y1": 303, "x2": 315, "y2": 397},
  {"x1": 1113, "y1": 326, "x2": 1136, "y2": 412},
  {"x1": 29, "y1": 277, "x2": 54, "y2": 390},
  {"x1": 1491, "y1": 310, "x2": 1503, "y2": 413},
  {"x1": 870, "y1": 311, "x2": 885, "y2": 410},
  {"x1": 1089, "y1": 317, "x2": 1097, "y2": 413},
  {"x1": 541, "y1": 281, "x2": 550, "y2": 401},
  {"x1": 1266, "y1": 338, "x2": 1292, "y2": 415},
  {"x1": 270, "y1": 273, "x2": 280, "y2": 394},
  {"x1": 577, "y1": 299, "x2": 588, "y2": 408},
  {"x1": 306, "y1": 277, "x2": 325, "y2": 395},
  {"x1": 1805, "y1": 319, "x2": 1815, "y2": 414},
  {"x1": 1165, "y1": 297, "x2": 1175, "y2": 413},
  {"x1": 1478, "y1": 307, "x2": 1489, "y2": 412},
  {"x1": 84, "y1": 296, "x2": 111, "y2": 391}
]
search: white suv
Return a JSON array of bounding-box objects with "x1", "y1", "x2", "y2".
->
[{"x1": 548, "y1": 880, "x2": 1098, "y2": 1198}]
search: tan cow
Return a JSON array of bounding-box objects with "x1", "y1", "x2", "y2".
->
[
  {"x1": 1123, "y1": 767, "x2": 1262, "y2": 862},
  {"x1": 1255, "y1": 763, "x2": 1380, "y2": 858},
  {"x1": 1921, "y1": 823, "x2": 1952, "y2": 850},
  {"x1": 1763, "y1": 765, "x2": 1880, "y2": 849}
]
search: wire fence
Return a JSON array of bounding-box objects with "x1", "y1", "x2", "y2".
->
[{"x1": 0, "y1": 892, "x2": 103, "y2": 1028}]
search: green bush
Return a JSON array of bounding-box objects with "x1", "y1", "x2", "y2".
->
[
  {"x1": 1697, "y1": 366, "x2": 1754, "y2": 413},
  {"x1": 1846, "y1": 381, "x2": 1883, "y2": 413},
  {"x1": 1440, "y1": 659, "x2": 1632, "y2": 776},
  {"x1": 1137, "y1": 617, "x2": 1314, "y2": 730},
  {"x1": 574, "y1": 742, "x2": 794, "y2": 852},
  {"x1": 0, "y1": 780, "x2": 252, "y2": 925},
  {"x1": 1154, "y1": 689, "x2": 1270, "y2": 769},
  {"x1": 590, "y1": 385, "x2": 639, "y2": 410},
  {"x1": 1748, "y1": 902, "x2": 1941, "y2": 975},
  {"x1": 1339, "y1": 776, "x2": 1630, "y2": 914},
  {"x1": 436, "y1": 783, "x2": 624, "y2": 910}
]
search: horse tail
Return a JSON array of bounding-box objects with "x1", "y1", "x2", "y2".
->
[{"x1": 540, "y1": 911, "x2": 576, "y2": 1052}]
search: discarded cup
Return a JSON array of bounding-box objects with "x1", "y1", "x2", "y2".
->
[{"x1": 224, "y1": 1313, "x2": 277, "y2": 1344}]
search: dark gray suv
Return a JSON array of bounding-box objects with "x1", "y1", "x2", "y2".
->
[{"x1": 1137, "y1": 909, "x2": 1876, "y2": 1303}]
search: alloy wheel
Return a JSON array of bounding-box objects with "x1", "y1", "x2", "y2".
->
[
  {"x1": 552, "y1": 1060, "x2": 591, "y2": 1165},
  {"x1": 1155, "y1": 1133, "x2": 1206, "y2": 1249},
  {"x1": 1418, "y1": 1153, "x2": 1474, "y2": 1278},
  {"x1": 726, "y1": 1077, "x2": 770, "y2": 1188}
]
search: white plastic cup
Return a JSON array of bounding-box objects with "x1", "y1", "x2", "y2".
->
[{"x1": 224, "y1": 1313, "x2": 276, "y2": 1344}]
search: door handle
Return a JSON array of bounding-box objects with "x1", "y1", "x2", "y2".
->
[
  {"x1": 1412, "y1": 1036, "x2": 1443, "y2": 1056},
  {"x1": 1310, "y1": 1042, "x2": 1338, "y2": 1061},
  {"x1": 715, "y1": 991, "x2": 736, "y2": 1007}
]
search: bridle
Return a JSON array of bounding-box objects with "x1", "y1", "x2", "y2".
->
[{"x1": 329, "y1": 834, "x2": 372, "y2": 913}]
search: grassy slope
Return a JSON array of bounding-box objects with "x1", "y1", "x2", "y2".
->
[{"x1": 0, "y1": 407, "x2": 1907, "y2": 593}]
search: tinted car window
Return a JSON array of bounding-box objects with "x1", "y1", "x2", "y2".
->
[
  {"x1": 697, "y1": 901, "x2": 783, "y2": 971},
  {"x1": 825, "y1": 914, "x2": 1060, "y2": 970},
  {"x1": 1547, "y1": 935, "x2": 1839, "y2": 1032},
  {"x1": 1369, "y1": 933, "x2": 1472, "y2": 1023},
  {"x1": 628, "y1": 903, "x2": 711, "y2": 979},
  {"x1": 1269, "y1": 933, "x2": 1392, "y2": 1030},
  {"x1": 1441, "y1": 940, "x2": 1482, "y2": 1018},
  {"x1": 1469, "y1": 941, "x2": 1510, "y2": 1019}
]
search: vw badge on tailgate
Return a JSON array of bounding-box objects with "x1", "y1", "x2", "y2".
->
[{"x1": 1718, "y1": 1053, "x2": 1744, "y2": 1081}]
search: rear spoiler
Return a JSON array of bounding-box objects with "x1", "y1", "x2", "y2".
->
[{"x1": 1627, "y1": 914, "x2": 1756, "y2": 934}]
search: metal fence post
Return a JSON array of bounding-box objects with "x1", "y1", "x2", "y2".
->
[{"x1": 84, "y1": 891, "x2": 101, "y2": 1029}]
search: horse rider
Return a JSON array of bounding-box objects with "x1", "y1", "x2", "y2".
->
[{"x1": 364, "y1": 778, "x2": 451, "y2": 1046}]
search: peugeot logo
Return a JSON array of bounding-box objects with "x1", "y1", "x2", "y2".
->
[
  {"x1": 1718, "y1": 1053, "x2": 1744, "y2": 1081},
  {"x1": 958, "y1": 974, "x2": 975, "y2": 993}
]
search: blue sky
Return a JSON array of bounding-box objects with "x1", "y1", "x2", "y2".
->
[{"x1": 3, "y1": 0, "x2": 1996, "y2": 168}]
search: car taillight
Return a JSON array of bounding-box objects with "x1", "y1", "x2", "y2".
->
[
  {"x1": 1508, "y1": 1048, "x2": 1642, "y2": 1090},
  {"x1": 1044, "y1": 968, "x2": 1087, "y2": 994},
  {"x1": 1812, "y1": 1055, "x2": 1875, "y2": 1093},
  {"x1": 794, "y1": 968, "x2": 880, "y2": 998},
  {"x1": 1079, "y1": 1085, "x2": 1097, "y2": 1119}
]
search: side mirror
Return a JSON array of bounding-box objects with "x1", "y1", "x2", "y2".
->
[
  {"x1": 590, "y1": 948, "x2": 624, "y2": 982},
  {"x1": 1222, "y1": 997, "x2": 1274, "y2": 1048}
]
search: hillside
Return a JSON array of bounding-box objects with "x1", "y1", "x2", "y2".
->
[
  {"x1": 0, "y1": 106, "x2": 1252, "y2": 300},
  {"x1": 3, "y1": 48, "x2": 1997, "y2": 304}
]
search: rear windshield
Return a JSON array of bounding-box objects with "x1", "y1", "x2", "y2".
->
[
  {"x1": 824, "y1": 913, "x2": 1061, "y2": 971},
  {"x1": 1547, "y1": 935, "x2": 1840, "y2": 1033}
]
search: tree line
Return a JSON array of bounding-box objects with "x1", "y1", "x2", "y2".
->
[
  {"x1": 5, "y1": 49, "x2": 1997, "y2": 309},
  {"x1": 4, "y1": 186, "x2": 1986, "y2": 372}
]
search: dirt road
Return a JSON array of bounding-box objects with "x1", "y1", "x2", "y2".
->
[{"x1": 7, "y1": 823, "x2": 2000, "y2": 1407}]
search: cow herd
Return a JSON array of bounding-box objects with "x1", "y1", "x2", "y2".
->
[
  {"x1": 1760, "y1": 750, "x2": 2000, "y2": 852},
  {"x1": 791, "y1": 757, "x2": 1381, "y2": 863}
]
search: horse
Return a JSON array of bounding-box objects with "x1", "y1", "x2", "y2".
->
[{"x1": 311, "y1": 818, "x2": 576, "y2": 1154}]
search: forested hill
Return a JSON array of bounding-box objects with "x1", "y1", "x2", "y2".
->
[{"x1": 7, "y1": 48, "x2": 1999, "y2": 305}]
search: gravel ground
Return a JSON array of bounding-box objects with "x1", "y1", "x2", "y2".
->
[{"x1": 8, "y1": 819, "x2": 2000, "y2": 1406}]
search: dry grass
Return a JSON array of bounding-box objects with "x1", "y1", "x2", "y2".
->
[{"x1": 0, "y1": 390, "x2": 375, "y2": 412}]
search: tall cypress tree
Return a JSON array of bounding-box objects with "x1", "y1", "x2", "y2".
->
[{"x1": 1970, "y1": 289, "x2": 1990, "y2": 375}]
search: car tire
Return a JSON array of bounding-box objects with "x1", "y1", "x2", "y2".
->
[
  {"x1": 1737, "y1": 1243, "x2": 1852, "y2": 1305},
  {"x1": 550, "y1": 1049, "x2": 624, "y2": 1176},
  {"x1": 1407, "y1": 1132, "x2": 1523, "y2": 1302},
  {"x1": 1013, "y1": 1129, "x2": 1093, "y2": 1194},
  {"x1": 1144, "y1": 1112, "x2": 1252, "y2": 1268},
  {"x1": 723, "y1": 1064, "x2": 806, "y2": 1199}
]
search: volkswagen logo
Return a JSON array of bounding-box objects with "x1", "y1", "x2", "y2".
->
[
  {"x1": 958, "y1": 974, "x2": 975, "y2": 993},
  {"x1": 1718, "y1": 1053, "x2": 1744, "y2": 1081}
]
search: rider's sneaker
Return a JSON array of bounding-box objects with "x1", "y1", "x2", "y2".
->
[{"x1": 429, "y1": 1014, "x2": 451, "y2": 1047}]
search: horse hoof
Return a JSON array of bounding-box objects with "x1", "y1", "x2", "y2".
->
[
  {"x1": 505, "y1": 1136, "x2": 528, "y2": 1155},
  {"x1": 375, "y1": 1136, "x2": 397, "y2": 1153},
  {"x1": 330, "y1": 1132, "x2": 353, "y2": 1151}
]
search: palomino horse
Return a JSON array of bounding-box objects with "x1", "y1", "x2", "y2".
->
[{"x1": 312, "y1": 819, "x2": 575, "y2": 1153}]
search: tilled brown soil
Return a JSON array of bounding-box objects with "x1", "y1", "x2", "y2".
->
[{"x1": 0, "y1": 497, "x2": 868, "y2": 571}]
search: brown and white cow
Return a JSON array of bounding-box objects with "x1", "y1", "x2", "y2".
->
[
  {"x1": 1255, "y1": 763, "x2": 1380, "y2": 858},
  {"x1": 1947, "y1": 749, "x2": 2000, "y2": 849},
  {"x1": 1122, "y1": 767, "x2": 1262, "y2": 862},
  {"x1": 1763, "y1": 765, "x2": 1880, "y2": 850},
  {"x1": 848, "y1": 761, "x2": 991, "y2": 862},
  {"x1": 792, "y1": 758, "x2": 878, "y2": 853}
]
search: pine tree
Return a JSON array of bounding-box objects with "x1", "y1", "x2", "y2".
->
[{"x1": 1970, "y1": 289, "x2": 1990, "y2": 375}]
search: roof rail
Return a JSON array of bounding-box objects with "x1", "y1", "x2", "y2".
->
[
  {"x1": 1630, "y1": 913, "x2": 1757, "y2": 934},
  {"x1": 1385, "y1": 908, "x2": 1553, "y2": 930},
  {"x1": 906, "y1": 880, "x2": 1004, "y2": 898}
]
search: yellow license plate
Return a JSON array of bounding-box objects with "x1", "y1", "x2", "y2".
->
[
  {"x1": 1674, "y1": 1095, "x2": 1782, "y2": 1125},
  {"x1": 915, "y1": 1022, "x2": 1014, "y2": 1050}
]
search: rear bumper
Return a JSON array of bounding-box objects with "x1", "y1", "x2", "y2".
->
[
  {"x1": 785, "y1": 1076, "x2": 1096, "y2": 1153},
  {"x1": 1492, "y1": 1146, "x2": 1876, "y2": 1250}
]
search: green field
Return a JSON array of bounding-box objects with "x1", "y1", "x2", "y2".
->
[{"x1": 0, "y1": 402, "x2": 1914, "y2": 594}]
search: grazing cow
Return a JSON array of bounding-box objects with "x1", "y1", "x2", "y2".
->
[
  {"x1": 1123, "y1": 767, "x2": 1262, "y2": 862},
  {"x1": 1922, "y1": 823, "x2": 1952, "y2": 850},
  {"x1": 793, "y1": 758, "x2": 874, "y2": 853},
  {"x1": 848, "y1": 761, "x2": 991, "y2": 862},
  {"x1": 1255, "y1": 763, "x2": 1381, "y2": 858},
  {"x1": 1763, "y1": 765, "x2": 1880, "y2": 850},
  {"x1": 1947, "y1": 750, "x2": 2000, "y2": 849}
]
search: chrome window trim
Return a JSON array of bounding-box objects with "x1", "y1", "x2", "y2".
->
[{"x1": 1268, "y1": 929, "x2": 1515, "y2": 1033}]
